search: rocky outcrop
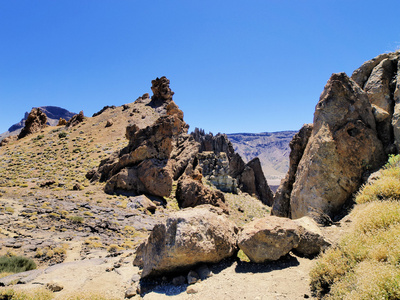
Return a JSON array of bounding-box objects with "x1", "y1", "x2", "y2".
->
[
  {"x1": 92, "y1": 113, "x2": 191, "y2": 197},
  {"x1": 176, "y1": 168, "x2": 228, "y2": 213},
  {"x1": 192, "y1": 128, "x2": 274, "y2": 205},
  {"x1": 18, "y1": 108, "x2": 48, "y2": 139},
  {"x1": 88, "y1": 77, "x2": 273, "y2": 210},
  {"x1": 352, "y1": 51, "x2": 400, "y2": 154},
  {"x1": 8, "y1": 106, "x2": 75, "y2": 133},
  {"x1": 271, "y1": 124, "x2": 313, "y2": 217},
  {"x1": 290, "y1": 73, "x2": 385, "y2": 220},
  {"x1": 66, "y1": 111, "x2": 85, "y2": 127},
  {"x1": 87, "y1": 77, "x2": 200, "y2": 198},
  {"x1": 273, "y1": 71, "x2": 387, "y2": 223},
  {"x1": 197, "y1": 151, "x2": 237, "y2": 193},
  {"x1": 57, "y1": 118, "x2": 67, "y2": 126},
  {"x1": 237, "y1": 216, "x2": 300, "y2": 262},
  {"x1": 134, "y1": 205, "x2": 238, "y2": 278}
]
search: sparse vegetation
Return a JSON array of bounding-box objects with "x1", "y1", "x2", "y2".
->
[
  {"x1": 310, "y1": 155, "x2": 400, "y2": 299},
  {"x1": 0, "y1": 287, "x2": 54, "y2": 300},
  {"x1": 0, "y1": 255, "x2": 36, "y2": 274}
]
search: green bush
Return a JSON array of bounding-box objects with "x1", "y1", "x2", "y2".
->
[
  {"x1": 0, "y1": 255, "x2": 36, "y2": 274},
  {"x1": 58, "y1": 131, "x2": 68, "y2": 139}
]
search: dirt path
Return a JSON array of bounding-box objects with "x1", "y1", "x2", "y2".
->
[{"x1": 140, "y1": 254, "x2": 315, "y2": 300}]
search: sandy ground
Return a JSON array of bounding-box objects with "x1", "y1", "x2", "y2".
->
[{"x1": 141, "y1": 254, "x2": 314, "y2": 300}]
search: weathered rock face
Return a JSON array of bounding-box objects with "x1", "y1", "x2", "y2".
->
[
  {"x1": 197, "y1": 151, "x2": 237, "y2": 193},
  {"x1": 93, "y1": 113, "x2": 191, "y2": 197},
  {"x1": 135, "y1": 205, "x2": 238, "y2": 278},
  {"x1": 176, "y1": 168, "x2": 228, "y2": 213},
  {"x1": 237, "y1": 216, "x2": 300, "y2": 262},
  {"x1": 192, "y1": 128, "x2": 274, "y2": 205},
  {"x1": 66, "y1": 111, "x2": 85, "y2": 127},
  {"x1": 88, "y1": 77, "x2": 273, "y2": 211},
  {"x1": 85, "y1": 77, "x2": 200, "y2": 198},
  {"x1": 18, "y1": 108, "x2": 48, "y2": 139},
  {"x1": 290, "y1": 73, "x2": 385, "y2": 220},
  {"x1": 272, "y1": 51, "x2": 400, "y2": 223},
  {"x1": 352, "y1": 51, "x2": 400, "y2": 154},
  {"x1": 272, "y1": 124, "x2": 313, "y2": 218},
  {"x1": 292, "y1": 216, "x2": 332, "y2": 257}
]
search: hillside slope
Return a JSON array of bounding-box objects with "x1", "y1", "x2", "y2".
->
[{"x1": 0, "y1": 106, "x2": 76, "y2": 142}]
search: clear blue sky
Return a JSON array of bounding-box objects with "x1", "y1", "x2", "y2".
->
[{"x1": 1, "y1": 1, "x2": 399, "y2": 134}]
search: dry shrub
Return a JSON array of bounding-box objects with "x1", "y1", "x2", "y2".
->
[
  {"x1": 310, "y1": 155, "x2": 400, "y2": 298},
  {"x1": 0, "y1": 287, "x2": 54, "y2": 300},
  {"x1": 356, "y1": 177, "x2": 400, "y2": 204},
  {"x1": 327, "y1": 261, "x2": 400, "y2": 300}
]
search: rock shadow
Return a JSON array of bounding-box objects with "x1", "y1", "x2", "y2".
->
[{"x1": 234, "y1": 252, "x2": 300, "y2": 274}]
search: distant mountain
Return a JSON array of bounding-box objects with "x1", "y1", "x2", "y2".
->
[
  {"x1": 0, "y1": 106, "x2": 76, "y2": 141},
  {"x1": 227, "y1": 131, "x2": 297, "y2": 189}
]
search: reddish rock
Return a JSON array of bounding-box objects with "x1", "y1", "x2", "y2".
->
[{"x1": 18, "y1": 108, "x2": 47, "y2": 139}]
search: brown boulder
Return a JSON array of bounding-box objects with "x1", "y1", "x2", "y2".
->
[
  {"x1": 272, "y1": 124, "x2": 313, "y2": 218},
  {"x1": 237, "y1": 216, "x2": 300, "y2": 262},
  {"x1": 135, "y1": 205, "x2": 238, "y2": 278},
  {"x1": 66, "y1": 111, "x2": 85, "y2": 127},
  {"x1": 18, "y1": 108, "x2": 47, "y2": 139},
  {"x1": 290, "y1": 73, "x2": 385, "y2": 220},
  {"x1": 57, "y1": 118, "x2": 67, "y2": 126},
  {"x1": 176, "y1": 170, "x2": 228, "y2": 214},
  {"x1": 292, "y1": 216, "x2": 332, "y2": 257}
]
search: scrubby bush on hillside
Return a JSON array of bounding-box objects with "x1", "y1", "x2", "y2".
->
[
  {"x1": 310, "y1": 155, "x2": 400, "y2": 299},
  {"x1": 0, "y1": 255, "x2": 36, "y2": 274}
]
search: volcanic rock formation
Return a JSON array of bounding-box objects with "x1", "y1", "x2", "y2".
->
[
  {"x1": 18, "y1": 108, "x2": 48, "y2": 139},
  {"x1": 272, "y1": 70, "x2": 390, "y2": 222},
  {"x1": 88, "y1": 77, "x2": 272, "y2": 210}
]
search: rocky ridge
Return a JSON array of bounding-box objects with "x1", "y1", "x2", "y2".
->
[
  {"x1": 88, "y1": 77, "x2": 273, "y2": 209},
  {"x1": 272, "y1": 50, "x2": 400, "y2": 223}
]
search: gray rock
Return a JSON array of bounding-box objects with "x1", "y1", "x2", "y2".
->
[
  {"x1": 238, "y1": 216, "x2": 300, "y2": 262},
  {"x1": 187, "y1": 270, "x2": 199, "y2": 284},
  {"x1": 137, "y1": 205, "x2": 238, "y2": 278},
  {"x1": 172, "y1": 275, "x2": 186, "y2": 286},
  {"x1": 292, "y1": 216, "x2": 332, "y2": 257}
]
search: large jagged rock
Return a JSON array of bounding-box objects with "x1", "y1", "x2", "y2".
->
[
  {"x1": 93, "y1": 113, "x2": 191, "y2": 197},
  {"x1": 87, "y1": 78, "x2": 196, "y2": 197},
  {"x1": 18, "y1": 108, "x2": 48, "y2": 139},
  {"x1": 192, "y1": 128, "x2": 274, "y2": 205},
  {"x1": 290, "y1": 73, "x2": 385, "y2": 220},
  {"x1": 352, "y1": 51, "x2": 399, "y2": 153},
  {"x1": 176, "y1": 167, "x2": 229, "y2": 213},
  {"x1": 135, "y1": 205, "x2": 238, "y2": 278},
  {"x1": 66, "y1": 111, "x2": 85, "y2": 127},
  {"x1": 237, "y1": 216, "x2": 300, "y2": 262},
  {"x1": 197, "y1": 151, "x2": 238, "y2": 193},
  {"x1": 271, "y1": 124, "x2": 313, "y2": 218}
]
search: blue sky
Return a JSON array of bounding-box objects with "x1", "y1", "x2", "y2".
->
[{"x1": 1, "y1": 1, "x2": 399, "y2": 134}]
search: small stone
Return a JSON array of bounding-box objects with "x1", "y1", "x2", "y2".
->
[
  {"x1": 187, "y1": 270, "x2": 199, "y2": 284},
  {"x1": 172, "y1": 275, "x2": 186, "y2": 286},
  {"x1": 125, "y1": 287, "x2": 137, "y2": 298},
  {"x1": 186, "y1": 286, "x2": 198, "y2": 294},
  {"x1": 131, "y1": 274, "x2": 140, "y2": 283},
  {"x1": 46, "y1": 281, "x2": 63, "y2": 292},
  {"x1": 195, "y1": 264, "x2": 212, "y2": 280}
]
